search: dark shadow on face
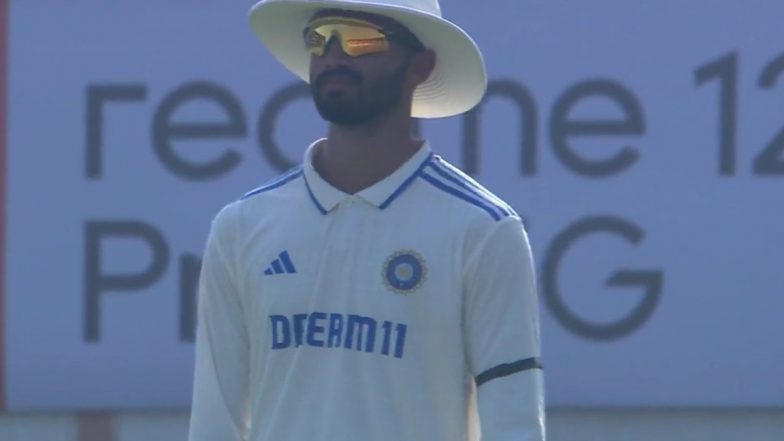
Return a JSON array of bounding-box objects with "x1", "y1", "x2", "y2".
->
[
  {"x1": 311, "y1": 50, "x2": 411, "y2": 126},
  {"x1": 313, "y1": 64, "x2": 363, "y2": 91}
]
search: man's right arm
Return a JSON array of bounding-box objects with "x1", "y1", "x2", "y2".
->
[{"x1": 188, "y1": 203, "x2": 251, "y2": 441}]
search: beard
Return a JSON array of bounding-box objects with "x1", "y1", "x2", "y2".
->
[{"x1": 311, "y1": 59, "x2": 409, "y2": 126}]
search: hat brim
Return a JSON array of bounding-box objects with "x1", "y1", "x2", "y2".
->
[{"x1": 249, "y1": 0, "x2": 486, "y2": 118}]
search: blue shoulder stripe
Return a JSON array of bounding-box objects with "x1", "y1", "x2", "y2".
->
[
  {"x1": 418, "y1": 172, "x2": 502, "y2": 221},
  {"x1": 241, "y1": 167, "x2": 303, "y2": 200},
  {"x1": 429, "y1": 159, "x2": 516, "y2": 217}
]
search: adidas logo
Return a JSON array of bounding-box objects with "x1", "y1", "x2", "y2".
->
[{"x1": 264, "y1": 251, "x2": 297, "y2": 275}]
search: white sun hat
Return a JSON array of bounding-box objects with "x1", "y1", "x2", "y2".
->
[{"x1": 248, "y1": 0, "x2": 487, "y2": 119}]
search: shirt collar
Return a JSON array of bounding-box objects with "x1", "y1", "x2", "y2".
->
[{"x1": 302, "y1": 138, "x2": 433, "y2": 214}]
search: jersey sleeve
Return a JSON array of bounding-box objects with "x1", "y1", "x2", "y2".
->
[
  {"x1": 188, "y1": 203, "x2": 251, "y2": 441},
  {"x1": 464, "y1": 216, "x2": 545, "y2": 441}
]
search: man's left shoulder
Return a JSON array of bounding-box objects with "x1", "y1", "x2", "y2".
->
[{"x1": 417, "y1": 154, "x2": 519, "y2": 225}]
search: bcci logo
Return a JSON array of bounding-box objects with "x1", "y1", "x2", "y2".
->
[{"x1": 383, "y1": 250, "x2": 427, "y2": 294}]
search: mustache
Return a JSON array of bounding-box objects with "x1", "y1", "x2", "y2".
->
[{"x1": 315, "y1": 67, "x2": 363, "y2": 88}]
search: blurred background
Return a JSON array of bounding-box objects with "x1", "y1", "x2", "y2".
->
[{"x1": 1, "y1": 0, "x2": 783, "y2": 440}]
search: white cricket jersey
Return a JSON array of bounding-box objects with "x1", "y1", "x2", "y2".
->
[{"x1": 188, "y1": 140, "x2": 545, "y2": 441}]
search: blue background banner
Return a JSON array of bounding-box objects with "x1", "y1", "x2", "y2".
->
[{"x1": 5, "y1": 0, "x2": 783, "y2": 409}]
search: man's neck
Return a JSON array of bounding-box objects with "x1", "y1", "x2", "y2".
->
[{"x1": 314, "y1": 114, "x2": 423, "y2": 195}]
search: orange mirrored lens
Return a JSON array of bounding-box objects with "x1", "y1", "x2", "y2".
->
[{"x1": 304, "y1": 17, "x2": 390, "y2": 57}]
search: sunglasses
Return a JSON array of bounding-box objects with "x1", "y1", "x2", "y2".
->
[{"x1": 303, "y1": 16, "x2": 424, "y2": 57}]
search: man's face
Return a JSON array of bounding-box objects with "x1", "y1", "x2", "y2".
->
[{"x1": 307, "y1": 12, "x2": 418, "y2": 126}]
